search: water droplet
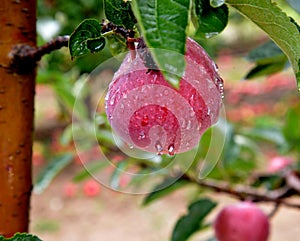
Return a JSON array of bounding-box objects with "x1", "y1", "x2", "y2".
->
[
  {"x1": 205, "y1": 32, "x2": 219, "y2": 39},
  {"x1": 122, "y1": 93, "x2": 127, "y2": 99},
  {"x1": 219, "y1": 82, "x2": 224, "y2": 99},
  {"x1": 109, "y1": 97, "x2": 115, "y2": 105},
  {"x1": 210, "y1": 0, "x2": 225, "y2": 8},
  {"x1": 163, "y1": 89, "x2": 169, "y2": 95},
  {"x1": 120, "y1": 103, "x2": 124, "y2": 109},
  {"x1": 212, "y1": 62, "x2": 219, "y2": 72},
  {"x1": 155, "y1": 141, "x2": 163, "y2": 155},
  {"x1": 190, "y1": 108, "x2": 195, "y2": 117},
  {"x1": 138, "y1": 131, "x2": 146, "y2": 140},
  {"x1": 168, "y1": 144, "x2": 175, "y2": 156},
  {"x1": 186, "y1": 120, "x2": 192, "y2": 130},
  {"x1": 208, "y1": 79, "x2": 215, "y2": 90},
  {"x1": 190, "y1": 94, "x2": 195, "y2": 105},
  {"x1": 151, "y1": 75, "x2": 158, "y2": 83},
  {"x1": 141, "y1": 85, "x2": 147, "y2": 92},
  {"x1": 129, "y1": 145, "x2": 134, "y2": 149},
  {"x1": 181, "y1": 119, "x2": 187, "y2": 128},
  {"x1": 207, "y1": 108, "x2": 211, "y2": 115},
  {"x1": 108, "y1": 114, "x2": 113, "y2": 120}
]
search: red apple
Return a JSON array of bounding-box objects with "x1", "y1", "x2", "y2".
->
[
  {"x1": 267, "y1": 156, "x2": 293, "y2": 173},
  {"x1": 214, "y1": 202, "x2": 270, "y2": 241},
  {"x1": 83, "y1": 180, "x2": 101, "y2": 197},
  {"x1": 105, "y1": 37, "x2": 223, "y2": 154},
  {"x1": 63, "y1": 182, "x2": 77, "y2": 198}
]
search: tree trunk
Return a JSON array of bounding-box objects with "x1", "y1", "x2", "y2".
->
[{"x1": 0, "y1": 0, "x2": 36, "y2": 237}]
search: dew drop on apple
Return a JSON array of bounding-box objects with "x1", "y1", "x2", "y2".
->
[
  {"x1": 186, "y1": 120, "x2": 192, "y2": 130},
  {"x1": 168, "y1": 144, "x2": 175, "y2": 156},
  {"x1": 138, "y1": 131, "x2": 146, "y2": 140},
  {"x1": 155, "y1": 141, "x2": 163, "y2": 154},
  {"x1": 109, "y1": 96, "x2": 115, "y2": 105},
  {"x1": 181, "y1": 118, "x2": 187, "y2": 128}
]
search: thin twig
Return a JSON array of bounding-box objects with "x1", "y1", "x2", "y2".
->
[
  {"x1": 183, "y1": 174, "x2": 300, "y2": 209},
  {"x1": 268, "y1": 203, "x2": 281, "y2": 218}
]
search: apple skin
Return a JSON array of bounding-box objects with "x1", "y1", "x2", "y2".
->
[
  {"x1": 105, "y1": 37, "x2": 223, "y2": 154},
  {"x1": 267, "y1": 156, "x2": 292, "y2": 173},
  {"x1": 214, "y1": 202, "x2": 270, "y2": 241}
]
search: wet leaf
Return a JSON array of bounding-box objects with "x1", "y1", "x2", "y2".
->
[
  {"x1": 0, "y1": 233, "x2": 42, "y2": 241},
  {"x1": 226, "y1": 0, "x2": 300, "y2": 89},
  {"x1": 69, "y1": 19, "x2": 104, "y2": 58},
  {"x1": 172, "y1": 198, "x2": 217, "y2": 241},
  {"x1": 104, "y1": 0, "x2": 136, "y2": 29},
  {"x1": 193, "y1": 0, "x2": 228, "y2": 39},
  {"x1": 131, "y1": 0, "x2": 190, "y2": 88},
  {"x1": 86, "y1": 37, "x2": 106, "y2": 53}
]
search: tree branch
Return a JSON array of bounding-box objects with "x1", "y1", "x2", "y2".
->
[
  {"x1": 9, "y1": 36, "x2": 69, "y2": 74},
  {"x1": 183, "y1": 174, "x2": 300, "y2": 209}
]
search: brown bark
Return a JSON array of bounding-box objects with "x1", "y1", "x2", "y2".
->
[{"x1": 0, "y1": 0, "x2": 36, "y2": 237}]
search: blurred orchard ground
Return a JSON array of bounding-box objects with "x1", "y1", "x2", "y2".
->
[{"x1": 2, "y1": 0, "x2": 299, "y2": 240}]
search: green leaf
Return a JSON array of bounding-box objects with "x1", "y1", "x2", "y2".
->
[
  {"x1": 252, "y1": 174, "x2": 285, "y2": 190},
  {"x1": 73, "y1": 160, "x2": 108, "y2": 182},
  {"x1": 110, "y1": 161, "x2": 129, "y2": 189},
  {"x1": 226, "y1": 0, "x2": 300, "y2": 89},
  {"x1": 69, "y1": 19, "x2": 105, "y2": 58},
  {"x1": 86, "y1": 37, "x2": 106, "y2": 53},
  {"x1": 245, "y1": 41, "x2": 289, "y2": 79},
  {"x1": 245, "y1": 61, "x2": 287, "y2": 79},
  {"x1": 54, "y1": 81, "x2": 88, "y2": 121},
  {"x1": 34, "y1": 153, "x2": 74, "y2": 194},
  {"x1": 0, "y1": 233, "x2": 42, "y2": 241},
  {"x1": 283, "y1": 103, "x2": 300, "y2": 149},
  {"x1": 143, "y1": 178, "x2": 190, "y2": 206},
  {"x1": 242, "y1": 127, "x2": 287, "y2": 148},
  {"x1": 193, "y1": 0, "x2": 228, "y2": 38},
  {"x1": 104, "y1": 0, "x2": 136, "y2": 29},
  {"x1": 131, "y1": 0, "x2": 190, "y2": 88},
  {"x1": 172, "y1": 198, "x2": 217, "y2": 241},
  {"x1": 60, "y1": 125, "x2": 73, "y2": 146},
  {"x1": 286, "y1": 0, "x2": 300, "y2": 14},
  {"x1": 246, "y1": 41, "x2": 287, "y2": 65},
  {"x1": 106, "y1": 34, "x2": 128, "y2": 57}
]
